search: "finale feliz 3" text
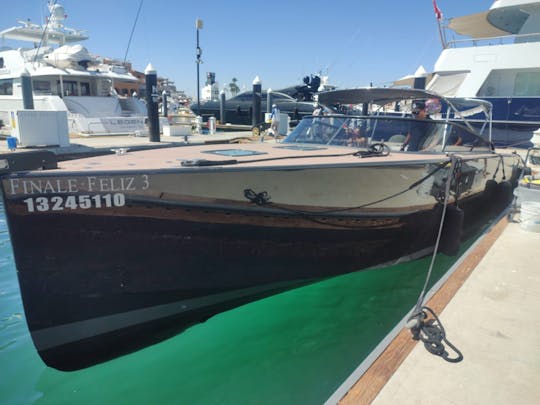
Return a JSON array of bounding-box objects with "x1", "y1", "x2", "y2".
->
[{"x1": 6, "y1": 175, "x2": 150, "y2": 196}]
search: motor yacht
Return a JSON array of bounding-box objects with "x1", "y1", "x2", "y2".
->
[{"x1": 0, "y1": 2, "x2": 146, "y2": 137}]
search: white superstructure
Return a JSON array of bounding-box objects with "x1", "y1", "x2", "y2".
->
[
  {"x1": 428, "y1": 1, "x2": 540, "y2": 97},
  {"x1": 0, "y1": 2, "x2": 146, "y2": 137},
  {"x1": 398, "y1": 0, "x2": 540, "y2": 146}
]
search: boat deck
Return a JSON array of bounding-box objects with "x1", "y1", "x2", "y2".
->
[
  {"x1": 53, "y1": 143, "x2": 494, "y2": 173},
  {"x1": 332, "y1": 215, "x2": 540, "y2": 404}
]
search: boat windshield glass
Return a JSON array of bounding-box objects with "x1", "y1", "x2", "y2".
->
[{"x1": 283, "y1": 115, "x2": 492, "y2": 152}]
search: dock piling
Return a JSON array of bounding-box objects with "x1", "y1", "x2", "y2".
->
[
  {"x1": 21, "y1": 70, "x2": 34, "y2": 110},
  {"x1": 252, "y1": 76, "x2": 262, "y2": 129},
  {"x1": 220, "y1": 90, "x2": 226, "y2": 124},
  {"x1": 145, "y1": 63, "x2": 160, "y2": 142}
]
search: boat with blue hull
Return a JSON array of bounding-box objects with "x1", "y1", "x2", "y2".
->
[
  {"x1": 397, "y1": 0, "x2": 540, "y2": 147},
  {"x1": 0, "y1": 88, "x2": 523, "y2": 371}
]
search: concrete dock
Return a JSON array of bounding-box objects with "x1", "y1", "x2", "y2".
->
[
  {"x1": 0, "y1": 131, "x2": 259, "y2": 159},
  {"x1": 337, "y1": 216, "x2": 540, "y2": 404}
]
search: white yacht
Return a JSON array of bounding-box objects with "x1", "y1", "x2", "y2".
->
[
  {"x1": 0, "y1": 2, "x2": 147, "y2": 137},
  {"x1": 399, "y1": 0, "x2": 540, "y2": 147}
]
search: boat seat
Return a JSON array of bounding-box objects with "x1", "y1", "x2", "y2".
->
[{"x1": 388, "y1": 134, "x2": 406, "y2": 143}]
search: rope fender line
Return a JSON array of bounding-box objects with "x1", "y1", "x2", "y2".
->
[
  {"x1": 243, "y1": 158, "x2": 452, "y2": 215},
  {"x1": 244, "y1": 154, "x2": 466, "y2": 360}
]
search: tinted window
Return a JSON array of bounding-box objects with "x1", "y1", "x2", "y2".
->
[
  {"x1": 80, "y1": 82, "x2": 90, "y2": 96},
  {"x1": 0, "y1": 79, "x2": 13, "y2": 95},
  {"x1": 33, "y1": 80, "x2": 51, "y2": 94}
]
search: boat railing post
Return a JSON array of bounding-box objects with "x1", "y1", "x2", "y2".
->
[{"x1": 145, "y1": 63, "x2": 160, "y2": 142}]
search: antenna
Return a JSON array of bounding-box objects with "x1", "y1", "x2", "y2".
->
[
  {"x1": 123, "y1": 0, "x2": 144, "y2": 64},
  {"x1": 34, "y1": 0, "x2": 57, "y2": 64}
]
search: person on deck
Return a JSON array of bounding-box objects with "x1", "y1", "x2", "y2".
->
[
  {"x1": 270, "y1": 104, "x2": 280, "y2": 136},
  {"x1": 401, "y1": 101, "x2": 430, "y2": 151}
]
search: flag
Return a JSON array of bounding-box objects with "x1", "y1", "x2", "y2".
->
[{"x1": 433, "y1": 0, "x2": 443, "y2": 21}]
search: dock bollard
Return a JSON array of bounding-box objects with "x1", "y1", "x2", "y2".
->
[
  {"x1": 208, "y1": 116, "x2": 216, "y2": 135},
  {"x1": 252, "y1": 76, "x2": 262, "y2": 130},
  {"x1": 267, "y1": 88, "x2": 272, "y2": 114},
  {"x1": 145, "y1": 63, "x2": 160, "y2": 142},
  {"x1": 219, "y1": 90, "x2": 226, "y2": 124}
]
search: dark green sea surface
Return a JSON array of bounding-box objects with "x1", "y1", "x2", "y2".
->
[{"x1": 0, "y1": 200, "x2": 473, "y2": 404}]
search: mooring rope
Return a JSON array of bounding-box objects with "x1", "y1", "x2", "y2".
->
[
  {"x1": 408, "y1": 306, "x2": 464, "y2": 363},
  {"x1": 244, "y1": 153, "x2": 465, "y2": 359},
  {"x1": 407, "y1": 155, "x2": 464, "y2": 363}
]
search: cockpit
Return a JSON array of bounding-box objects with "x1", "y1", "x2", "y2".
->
[{"x1": 283, "y1": 115, "x2": 493, "y2": 152}]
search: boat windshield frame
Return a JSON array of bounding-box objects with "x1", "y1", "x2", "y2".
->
[
  {"x1": 283, "y1": 114, "x2": 493, "y2": 153},
  {"x1": 314, "y1": 88, "x2": 493, "y2": 144}
]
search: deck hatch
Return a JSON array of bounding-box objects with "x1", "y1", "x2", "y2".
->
[
  {"x1": 275, "y1": 145, "x2": 328, "y2": 151},
  {"x1": 203, "y1": 149, "x2": 267, "y2": 157}
]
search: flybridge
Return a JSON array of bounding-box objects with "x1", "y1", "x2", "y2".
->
[{"x1": 0, "y1": 3, "x2": 87, "y2": 46}]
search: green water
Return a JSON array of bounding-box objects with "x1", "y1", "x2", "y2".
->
[{"x1": 0, "y1": 199, "x2": 469, "y2": 404}]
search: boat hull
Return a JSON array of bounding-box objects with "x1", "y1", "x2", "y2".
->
[
  {"x1": 0, "y1": 154, "x2": 519, "y2": 370},
  {"x1": 479, "y1": 97, "x2": 540, "y2": 148}
]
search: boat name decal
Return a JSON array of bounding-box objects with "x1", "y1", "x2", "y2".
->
[
  {"x1": 22, "y1": 193, "x2": 126, "y2": 213},
  {"x1": 6, "y1": 175, "x2": 150, "y2": 196}
]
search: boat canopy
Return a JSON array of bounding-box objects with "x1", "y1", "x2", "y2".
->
[
  {"x1": 447, "y1": 1, "x2": 539, "y2": 38},
  {"x1": 318, "y1": 88, "x2": 491, "y2": 115},
  {"x1": 318, "y1": 88, "x2": 443, "y2": 106},
  {"x1": 317, "y1": 88, "x2": 493, "y2": 139},
  {"x1": 447, "y1": 11, "x2": 510, "y2": 38}
]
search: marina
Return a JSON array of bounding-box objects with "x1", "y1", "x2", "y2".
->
[{"x1": 1, "y1": 0, "x2": 540, "y2": 403}]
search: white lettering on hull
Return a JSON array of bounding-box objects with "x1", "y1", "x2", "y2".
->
[
  {"x1": 6, "y1": 175, "x2": 150, "y2": 196},
  {"x1": 22, "y1": 193, "x2": 126, "y2": 212}
]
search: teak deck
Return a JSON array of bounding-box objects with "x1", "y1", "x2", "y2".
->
[{"x1": 54, "y1": 144, "x2": 486, "y2": 172}]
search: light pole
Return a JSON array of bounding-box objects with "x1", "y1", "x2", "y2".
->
[{"x1": 195, "y1": 18, "x2": 203, "y2": 116}]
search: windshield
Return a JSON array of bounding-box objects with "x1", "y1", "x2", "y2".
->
[
  {"x1": 232, "y1": 91, "x2": 294, "y2": 101},
  {"x1": 283, "y1": 115, "x2": 492, "y2": 152}
]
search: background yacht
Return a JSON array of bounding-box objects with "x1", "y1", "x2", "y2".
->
[
  {"x1": 0, "y1": 2, "x2": 146, "y2": 137},
  {"x1": 397, "y1": 0, "x2": 540, "y2": 147}
]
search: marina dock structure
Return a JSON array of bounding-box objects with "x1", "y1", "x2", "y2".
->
[
  {"x1": 0, "y1": 131, "x2": 258, "y2": 159},
  {"x1": 332, "y1": 215, "x2": 540, "y2": 404}
]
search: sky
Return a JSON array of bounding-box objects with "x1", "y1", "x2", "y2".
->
[{"x1": 0, "y1": 0, "x2": 495, "y2": 97}]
